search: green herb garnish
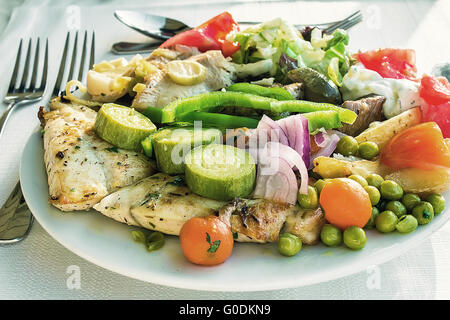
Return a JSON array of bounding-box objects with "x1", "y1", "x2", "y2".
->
[
  {"x1": 167, "y1": 176, "x2": 185, "y2": 186},
  {"x1": 105, "y1": 146, "x2": 119, "y2": 153},
  {"x1": 206, "y1": 232, "x2": 221, "y2": 253}
]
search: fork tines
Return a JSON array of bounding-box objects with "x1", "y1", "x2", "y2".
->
[
  {"x1": 52, "y1": 31, "x2": 95, "y2": 97},
  {"x1": 8, "y1": 38, "x2": 48, "y2": 94},
  {"x1": 324, "y1": 10, "x2": 363, "y2": 34}
]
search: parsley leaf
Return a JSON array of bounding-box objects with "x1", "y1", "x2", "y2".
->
[
  {"x1": 206, "y1": 232, "x2": 221, "y2": 253},
  {"x1": 105, "y1": 146, "x2": 119, "y2": 153}
]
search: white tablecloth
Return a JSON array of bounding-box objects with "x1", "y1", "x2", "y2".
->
[{"x1": 1, "y1": 0, "x2": 450, "y2": 300}]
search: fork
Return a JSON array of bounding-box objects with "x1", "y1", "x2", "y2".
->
[
  {"x1": 0, "y1": 38, "x2": 48, "y2": 139},
  {"x1": 0, "y1": 31, "x2": 95, "y2": 244},
  {"x1": 0, "y1": 38, "x2": 48, "y2": 244}
]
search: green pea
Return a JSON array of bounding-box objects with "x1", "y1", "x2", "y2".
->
[
  {"x1": 146, "y1": 232, "x2": 165, "y2": 252},
  {"x1": 320, "y1": 224, "x2": 342, "y2": 247},
  {"x1": 380, "y1": 180, "x2": 403, "y2": 200},
  {"x1": 147, "y1": 239, "x2": 165, "y2": 252},
  {"x1": 358, "y1": 141, "x2": 379, "y2": 160},
  {"x1": 376, "y1": 199, "x2": 387, "y2": 212},
  {"x1": 348, "y1": 174, "x2": 368, "y2": 187},
  {"x1": 298, "y1": 186, "x2": 319, "y2": 209},
  {"x1": 366, "y1": 173, "x2": 384, "y2": 189},
  {"x1": 336, "y1": 136, "x2": 359, "y2": 156},
  {"x1": 364, "y1": 186, "x2": 381, "y2": 205},
  {"x1": 147, "y1": 231, "x2": 164, "y2": 243},
  {"x1": 396, "y1": 215, "x2": 418, "y2": 234},
  {"x1": 131, "y1": 230, "x2": 146, "y2": 243},
  {"x1": 343, "y1": 226, "x2": 367, "y2": 250},
  {"x1": 385, "y1": 201, "x2": 407, "y2": 218},
  {"x1": 401, "y1": 193, "x2": 421, "y2": 212},
  {"x1": 425, "y1": 194, "x2": 446, "y2": 215},
  {"x1": 365, "y1": 207, "x2": 379, "y2": 229},
  {"x1": 314, "y1": 179, "x2": 327, "y2": 194},
  {"x1": 376, "y1": 210, "x2": 398, "y2": 233},
  {"x1": 278, "y1": 233, "x2": 302, "y2": 257},
  {"x1": 412, "y1": 201, "x2": 434, "y2": 225}
]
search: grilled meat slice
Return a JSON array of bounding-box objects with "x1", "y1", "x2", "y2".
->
[
  {"x1": 94, "y1": 174, "x2": 325, "y2": 244},
  {"x1": 282, "y1": 207, "x2": 326, "y2": 245},
  {"x1": 218, "y1": 198, "x2": 293, "y2": 243},
  {"x1": 132, "y1": 50, "x2": 235, "y2": 111},
  {"x1": 93, "y1": 173, "x2": 226, "y2": 234},
  {"x1": 338, "y1": 95, "x2": 386, "y2": 136},
  {"x1": 218, "y1": 198, "x2": 325, "y2": 245},
  {"x1": 40, "y1": 98, "x2": 154, "y2": 211}
]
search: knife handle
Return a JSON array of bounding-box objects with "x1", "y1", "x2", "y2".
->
[{"x1": 111, "y1": 41, "x2": 162, "y2": 55}]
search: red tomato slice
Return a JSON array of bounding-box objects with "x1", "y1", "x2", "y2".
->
[
  {"x1": 357, "y1": 48, "x2": 417, "y2": 80},
  {"x1": 380, "y1": 122, "x2": 450, "y2": 171},
  {"x1": 419, "y1": 75, "x2": 450, "y2": 138},
  {"x1": 422, "y1": 101, "x2": 450, "y2": 138},
  {"x1": 160, "y1": 12, "x2": 240, "y2": 57},
  {"x1": 160, "y1": 29, "x2": 220, "y2": 52},
  {"x1": 420, "y1": 75, "x2": 450, "y2": 106}
]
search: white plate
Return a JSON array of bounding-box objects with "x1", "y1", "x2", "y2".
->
[{"x1": 20, "y1": 127, "x2": 450, "y2": 291}]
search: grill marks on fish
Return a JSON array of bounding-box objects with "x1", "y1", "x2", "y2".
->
[
  {"x1": 339, "y1": 95, "x2": 386, "y2": 136},
  {"x1": 94, "y1": 174, "x2": 325, "y2": 245},
  {"x1": 40, "y1": 99, "x2": 154, "y2": 211},
  {"x1": 132, "y1": 50, "x2": 235, "y2": 111}
]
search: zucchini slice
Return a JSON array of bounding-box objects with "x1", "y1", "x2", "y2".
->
[
  {"x1": 94, "y1": 103, "x2": 156, "y2": 151},
  {"x1": 185, "y1": 144, "x2": 256, "y2": 201}
]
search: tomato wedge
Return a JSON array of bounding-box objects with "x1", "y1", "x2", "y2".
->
[
  {"x1": 357, "y1": 48, "x2": 417, "y2": 80},
  {"x1": 160, "y1": 12, "x2": 240, "y2": 57},
  {"x1": 419, "y1": 75, "x2": 450, "y2": 138},
  {"x1": 380, "y1": 122, "x2": 450, "y2": 171}
]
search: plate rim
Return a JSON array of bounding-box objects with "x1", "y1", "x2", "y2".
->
[{"x1": 20, "y1": 127, "x2": 450, "y2": 292}]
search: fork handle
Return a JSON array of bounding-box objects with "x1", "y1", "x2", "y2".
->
[{"x1": 0, "y1": 101, "x2": 16, "y2": 140}]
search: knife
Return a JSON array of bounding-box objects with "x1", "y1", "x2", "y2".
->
[{"x1": 114, "y1": 10, "x2": 191, "y2": 41}]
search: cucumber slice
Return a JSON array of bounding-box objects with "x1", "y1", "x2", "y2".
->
[
  {"x1": 153, "y1": 127, "x2": 222, "y2": 175},
  {"x1": 94, "y1": 103, "x2": 156, "y2": 151},
  {"x1": 185, "y1": 144, "x2": 256, "y2": 201}
]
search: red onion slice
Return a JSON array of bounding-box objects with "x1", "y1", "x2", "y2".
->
[{"x1": 310, "y1": 130, "x2": 340, "y2": 166}]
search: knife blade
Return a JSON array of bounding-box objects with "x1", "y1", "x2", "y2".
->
[{"x1": 114, "y1": 10, "x2": 191, "y2": 41}]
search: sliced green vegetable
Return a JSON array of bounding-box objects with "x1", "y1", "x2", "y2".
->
[
  {"x1": 161, "y1": 91, "x2": 356, "y2": 125},
  {"x1": 287, "y1": 67, "x2": 342, "y2": 104},
  {"x1": 302, "y1": 110, "x2": 342, "y2": 132},
  {"x1": 185, "y1": 144, "x2": 256, "y2": 201},
  {"x1": 227, "y1": 83, "x2": 294, "y2": 100},
  {"x1": 141, "y1": 133, "x2": 155, "y2": 158},
  {"x1": 177, "y1": 111, "x2": 259, "y2": 129},
  {"x1": 152, "y1": 127, "x2": 222, "y2": 175},
  {"x1": 142, "y1": 106, "x2": 163, "y2": 124},
  {"x1": 94, "y1": 103, "x2": 156, "y2": 151}
]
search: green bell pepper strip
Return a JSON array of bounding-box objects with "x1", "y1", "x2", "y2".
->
[
  {"x1": 142, "y1": 106, "x2": 163, "y2": 124},
  {"x1": 226, "y1": 83, "x2": 294, "y2": 101},
  {"x1": 177, "y1": 111, "x2": 259, "y2": 129},
  {"x1": 302, "y1": 110, "x2": 342, "y2": 133},
  {"x1": 141, "y1": 133, "x2": 155, "y2": 158},
  {"x1": 160, "y1": 91, "x2": 357, "y2": 125},
  {"x1": 270, "y1": 100, "x2": 356, "y2": 124},
  {"x1": 161, "y1": 91, "x2": 276, "y2": 123}
]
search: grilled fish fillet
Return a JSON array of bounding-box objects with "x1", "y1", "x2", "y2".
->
[
  {"x1": 39, "y1": 98, "x2": 155, "y2": 211},
  {"x1": 94, "y1": 173, "x2": 325, "y2": 244},
  {"x1": 93, "y1": 173, "x2": 226, "y2": 234},
  {"x1": 219, "y1": 198, "x2": 325, "y2": 245},
  {"x1": 132, "y1": 50, "x2": 235, "y2": 111}
]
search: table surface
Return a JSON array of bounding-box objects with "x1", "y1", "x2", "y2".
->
[{"x1": 1, "y1": 0, "x2": 450, "y2": 300}]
